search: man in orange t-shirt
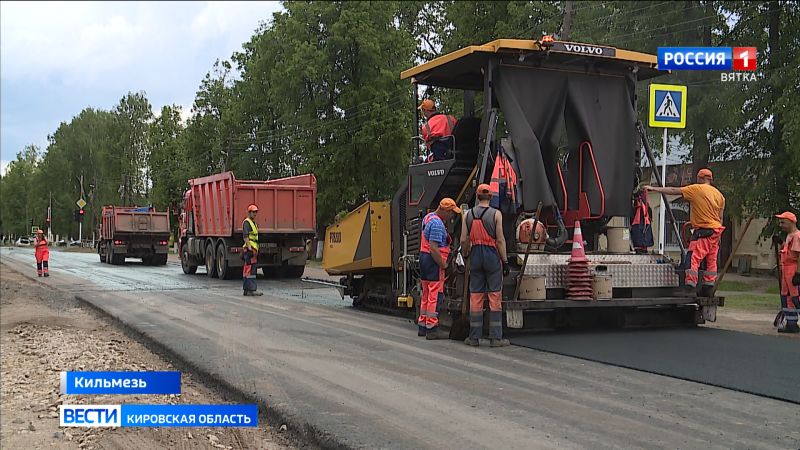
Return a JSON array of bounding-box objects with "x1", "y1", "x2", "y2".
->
[
  {"x1": 775, "y1": 211, "x2": 800, "y2": 333},
  {"x1": 647, "y1": 168, "x2": 725, "y2": 296}
]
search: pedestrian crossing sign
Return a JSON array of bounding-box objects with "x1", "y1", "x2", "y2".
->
[{"x1": 649, "y1": 84, "x2": 687, "y2": 129}]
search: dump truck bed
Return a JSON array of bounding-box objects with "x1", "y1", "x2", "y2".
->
[
  {"x1": 189, "y1": 172, "x2": 316, "y2": 238},
  {"x1": 100, "y1": 206, "x2": 170, "y2": 240}
]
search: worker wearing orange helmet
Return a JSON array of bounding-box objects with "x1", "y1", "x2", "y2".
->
[
  {"x1": 646, "y1": 168, "x2": 725, "y2": 296},
  {"x1": 460, "y1": 184, "x2": 510, "y2": 347},
  {"x1": 242, "y1": 204, "x2": 263, "y2": 296},
  {"x1": 418, "y1": 198, "x2": 461, "y2": 340},
  {"x1": 775, "y1": 211, "x2": 800, "y2": 333},
  {"x1": 34, "y1": 229, "x2": 50, "y2": 277},
  {"x1": 419, "y1": 99, "x2": 457, "y2": 162}
]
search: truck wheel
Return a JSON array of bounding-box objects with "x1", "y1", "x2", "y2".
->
[
  {"x1": 284, "y1": 265, "x2": 305, "y2": 278},
  {"x1": 181, "y1": 246, "x2": 197, "y2": 274},
  {"x1": 154, "y1": 254, "x2": 168, "y2": 266},
  {"x1": 99, "y1": 244, "x2": 107, "y2": 263},
  {"x1": 205, "y1": 244, "x2": 218, "y2": 278},
  {"x1": 110, "y1": 249, "x2": 124, "y2": 265},
  {"x1": 262, "y1": 267, "x2": 278, "y2": 278},
  {"x1": 142, "y1": 255, "x2": 153, "y2": 265},
  {"x1": 216, "y1": 244, "x2": 232, "y2": 280}
]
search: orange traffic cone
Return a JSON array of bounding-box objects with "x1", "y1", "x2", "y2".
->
[{"x1": 567, "y1": 220, "x2": 593, "y2": 300}]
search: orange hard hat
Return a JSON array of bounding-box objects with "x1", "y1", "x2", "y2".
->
[
  {"x1": 476, "y1": 184, "x2": 492, "y2": 194},
  {"x1": 247, "y1": 204, "x2": 259, "y2": 212},
  {"x1": 418, "y1": 99, "x2": 436, "y2": 111},
  {"x1": 697, "y1": 168, "x2": 713, "y2": 180},
  {"x1": 775, "y1": 211, "x2": 797, "y2": 224}
]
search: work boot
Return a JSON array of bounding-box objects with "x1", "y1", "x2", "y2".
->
[
  {"x1": 38, "y1": 274, "x2": 42, "y2": 277},
  {"x1": 490, "y1": 339, "x2": 510, "y2": 347},
  {"x1": 778, "y1": 323, "x2": 800, "y2": 333},
  {"x1": 44, "y1": 273, "x2": 49, "y2": 277},
  {"x1": 425, "y1": 328, "x2": 449, "y2": 340},
  {"x1": 417, "y1": 326, "x2": 426, "y2": 337},
  {"x1": 464, "y1": 337, "x2": 479, "y2": 347}
]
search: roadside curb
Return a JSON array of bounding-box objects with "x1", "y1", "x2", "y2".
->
[{"x1": 0, "y1": 262, "x2": 352, "y2": 450}]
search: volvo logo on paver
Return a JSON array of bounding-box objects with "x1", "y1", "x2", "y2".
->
[
  {"x1": 427, "y1": 169, "x2": 445, "y2": 177},
  {"x1": 553, "y1": 42, "x2": 616, "y2": 57}
]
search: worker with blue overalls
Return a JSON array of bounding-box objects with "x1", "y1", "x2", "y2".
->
[
  {"x1": 460, "y1": 184, "x2": 510, "y2": 347},
  {"x1": 242, "y1": 205, "x2": 263, "y2": 296},
  {"x1": 418, "y1": 198, "x2": 461, "y2": 340}
]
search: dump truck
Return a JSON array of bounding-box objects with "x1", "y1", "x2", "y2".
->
[
  {"x1": 179, "y1": 171, "x2": 316, "y2": 279},
  {"x1": 98, "y1": 206, "x2": 170, "y2": 265},
  {"x1": 323, "y1": 38, "x2": 723, "y2": 335}
]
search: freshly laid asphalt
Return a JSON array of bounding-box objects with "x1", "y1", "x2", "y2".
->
[
  {"x1": 512, "y1": 328, "x2": 800, "y2": 404},
  {"x1": 2, "y1": 247, "x2": 798, "y2": 449}
]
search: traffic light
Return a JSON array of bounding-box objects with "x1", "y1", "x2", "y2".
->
[{"x1": 78, "y1": 209, "x2": 84, "y2": 223}]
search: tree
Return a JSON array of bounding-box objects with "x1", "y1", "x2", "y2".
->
[
  {"x1": 0, "y1": 145, "x2": 40, "y2": 235},
  {"x1": 149, "y1": 105, "x2": 188, "y2": 214},
  {"x1": 114, "y1": 92, "x2": 154, "y2": 205}
]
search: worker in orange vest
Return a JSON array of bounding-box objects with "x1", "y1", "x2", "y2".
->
[
  {"x1": 419, "y1": 99, "x2": 457, "y2": 162},
  {"x1": 460, "y1": 184, "x2": 510, "y2": 347},
  {"x1": 34, "y1": 230, "x2": 50, "y2": 277},
  {"x1": 646, "y1": 168, "x2": 725, "y2": 297},
  {"x1": 775, "y1": 211, "x2": 800, "y2": 333},
  {"x1": 242, "y1": 204, "x2": 263, "y2": 296},
  {"x1": 418, "y1": 198, "x2": 461, "y2": 340}
]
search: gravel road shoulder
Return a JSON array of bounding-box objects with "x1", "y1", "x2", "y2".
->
[{"x1": 0, "y1": 264, "x2": 294, "y2": 450}]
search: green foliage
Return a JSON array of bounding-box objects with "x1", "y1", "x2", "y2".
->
[{"x1": 3, "y1": 0, "x2": 798, "y2": 241}]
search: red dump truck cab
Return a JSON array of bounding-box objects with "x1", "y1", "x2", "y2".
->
[
  {"x1": 98, "y1": 205, "x2": 171, "y2": 265},
  {"x1": 179, "y1": 171, "x2": 317, "y2": 279}
]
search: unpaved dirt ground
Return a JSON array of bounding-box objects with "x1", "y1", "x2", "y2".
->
[
  {"x1": 0, "y1": 265, "x2": 295, "y2": 450},
  {"x1": 705, "y1": 308, "x2": 800, "y2": 339}
]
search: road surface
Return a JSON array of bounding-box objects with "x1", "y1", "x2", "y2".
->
[{"x1": 2, "y1": 247, "x2": 798, "y2": 449}]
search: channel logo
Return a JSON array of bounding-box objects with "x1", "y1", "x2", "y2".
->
[
  {"x1": 60, "y1": 405, "x2": 121, "y2": 427},
  {"x1": 658, "y1": 47, "x2": 757, "y2": 71}
]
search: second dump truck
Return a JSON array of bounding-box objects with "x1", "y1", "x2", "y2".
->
[
  {"x1": 179, "y1": 171, "x2": 317, "y2": 279},
  {"x1": 98, "y1": 205, "x2": 171, "y2": 265}
]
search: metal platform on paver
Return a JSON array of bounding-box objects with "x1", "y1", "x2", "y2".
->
[{"x1": 512, "y1": 327, "x2": 800, "y2": 404}]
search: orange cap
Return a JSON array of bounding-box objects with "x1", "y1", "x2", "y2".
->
[
  {"x1": 476, "y1": 184, "x2": 492, "y2": 194},
  {"x1": 775, "y1": 211, "x2": 797, "y2": 224},
  {"x1": 438, "y1": 198, "x2": 462, "y2": 214},
  {"x1": 697, "y1": 168, "x2": 713, "y2": 180},
  {"x1": 418, "y1": 99, "x2": 435, "y2": 111},
  {"x1": 247, "y1": 204, "x2": 259, "y2": 212}
]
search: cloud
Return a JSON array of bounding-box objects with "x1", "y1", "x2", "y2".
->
[{"x1": 0, "y1": 1, "x2": 283, "y2": 161}]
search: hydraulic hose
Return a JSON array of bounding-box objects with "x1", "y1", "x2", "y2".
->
[{"x1": 545, "y1": 207, "x2": 568, "y2": 252}]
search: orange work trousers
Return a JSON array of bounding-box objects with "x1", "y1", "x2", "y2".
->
[
  {"x1": 685, "y1": 228, "x2": 724, "y2": 288},
  {"x1": 419, "y1": 271, "x2": 444, "y2": 330}
]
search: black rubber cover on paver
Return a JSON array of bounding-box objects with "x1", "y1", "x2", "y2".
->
[{"x1": 511, "y1": 327, "x2": 800, "y2": 404}]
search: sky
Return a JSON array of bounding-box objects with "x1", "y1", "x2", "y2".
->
[{"x1": 0, "y1": 1, "x2": 284, "y2": 175}]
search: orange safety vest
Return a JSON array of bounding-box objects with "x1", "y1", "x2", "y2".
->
[
  {"x1": 489, "y1": 152, "x2": 518, "y2": 206},
  {"x1": 421, "y1": 113, "x2": 456, "y2": 147},
  {"x1": 419, "y1": 212, "x2": 451, "y2": 259},
  {"x1": 466, "y1": 206, "x2": 498, "y2": 248}
]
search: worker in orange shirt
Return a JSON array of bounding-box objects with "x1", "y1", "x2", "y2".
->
[
  {"x1": 419, "y1": 99, "x2": 457, "y2": 162},
  {"x1": 34, "y1": 230, "x2": 50, "y2": 277},
  {"x1": 775, "y1": 211, "x2": 800, "y2": 333},
  {"x1": 646, "y1": 168, "x2": 725, "y2": 297}
]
